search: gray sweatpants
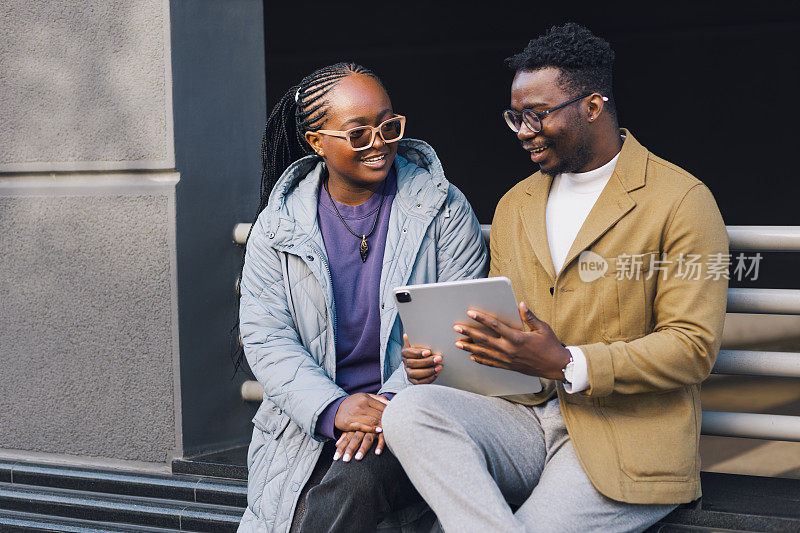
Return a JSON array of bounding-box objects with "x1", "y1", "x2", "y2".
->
[{"x1": 381, "y1": 385, "x2": 676, "y2": 533}]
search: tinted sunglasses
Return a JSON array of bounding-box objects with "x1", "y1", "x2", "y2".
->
[{"x1": 316, "y1": 115, "x2": 406, "y2": 151}]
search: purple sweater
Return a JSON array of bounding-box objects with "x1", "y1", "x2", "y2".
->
[{"x1": 314, "y1": 169, "x2": 397, "y2": 439}]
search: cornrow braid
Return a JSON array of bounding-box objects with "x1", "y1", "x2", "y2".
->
[
  {"x1": 256, "y1": 62, "x2": 382, "y2": 216},
  {"x1": 232, "y1": 62, "x2": 383, "y2": 376}
]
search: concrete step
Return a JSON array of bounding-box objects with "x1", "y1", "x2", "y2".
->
[
  {"x1": 652, "y1": 508, "x2": 800, "y2": 532},
  {"x1": 0, "y1": 459, "x2": 246, "y2": 508},
  {"x1": 171, "y1": 446, "x2": 248, "y2": 480},
  {"x1": 0, "y1": 508, "x2": 183, "y2": 532},
  {"x1": 0, "y1": 481, "x2": 242, "y2": 532},
  {"x1": 649, "y1": 472, "x2": 800, "y2": 532}
]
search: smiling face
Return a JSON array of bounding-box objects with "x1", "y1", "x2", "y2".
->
[
  {"x1": 510, "y1": 67, "x2": 594, "y2": 176},
  {"x1": 306, "y1": 74, "x2": 398, "y2": 196}
]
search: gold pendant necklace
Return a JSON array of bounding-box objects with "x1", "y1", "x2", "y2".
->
[{"x1": 324, "y1": 177, "x2": 387, "y2": 264}]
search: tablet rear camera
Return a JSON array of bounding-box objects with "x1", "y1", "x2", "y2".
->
[{"x1": 396, "y1": 291, "x2": 412, "y2": 303}]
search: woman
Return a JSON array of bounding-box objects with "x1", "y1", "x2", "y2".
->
[{"x1": 237, "y1": 62, "x2": 487, "y2": 532}]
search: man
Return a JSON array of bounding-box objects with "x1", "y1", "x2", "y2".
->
[{"x1": 382, "y1": 22, "x2": 729, "y2": 532}]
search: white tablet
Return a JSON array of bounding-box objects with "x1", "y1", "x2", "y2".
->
[{"x1": 393, "y1": 277, "x2": 542, "y2": 396}]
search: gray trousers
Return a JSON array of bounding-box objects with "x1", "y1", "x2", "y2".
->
[{"x1": 381, "y1": 385, "x2": 677, "y2": 533}]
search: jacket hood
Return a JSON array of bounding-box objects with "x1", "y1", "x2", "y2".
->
[
  {"x1": 267, "y1": 138, "x2": 447, "y2": 208},
  {"x1": 261, "y1": 139, "x2": 450, "y2": 249}
]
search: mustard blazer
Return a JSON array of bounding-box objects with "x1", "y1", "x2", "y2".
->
[{"x1": 490, "y1": 130, "x2": 728, "y2": 504}]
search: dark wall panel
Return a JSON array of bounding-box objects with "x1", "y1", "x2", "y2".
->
[
  {"x1": 172, "y1": 0, "x2": 264, "y2": 455},
  {"x1": 265, "y1": 2, "x2": 798, "y2": 221},
  {"x1": 264, "y1": 1, "x2": 799, "y2": 287}
]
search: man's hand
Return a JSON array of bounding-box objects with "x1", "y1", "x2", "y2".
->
[
  {"x1": 402, "y1": 334, "x2": 442, "y2": 384},
  {"x1": 334, "y1": 430, "x2": 386, "y2": 462},
  {"x1": 334, "y1": 393, "x2": 389, "y2": 434},
  {"x1": 454, "y1": 302, "x2": 571, "y2": 381}
]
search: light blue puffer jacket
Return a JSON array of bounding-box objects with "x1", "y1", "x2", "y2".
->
[{"x1": 237, "y1": 139, "x2": 487, "y2": 532}]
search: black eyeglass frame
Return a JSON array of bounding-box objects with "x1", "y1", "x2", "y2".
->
[{"x1": 502, "y1": 92, "x2": 596, "y2": 133}]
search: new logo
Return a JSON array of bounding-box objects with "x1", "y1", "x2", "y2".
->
[{"x1": 578, "y1": 251, "x2": 608, "y2": 282}]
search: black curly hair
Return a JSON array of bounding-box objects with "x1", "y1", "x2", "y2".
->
[{"x1": 506, "y1": 22, "x2": 616, "y2": 116}]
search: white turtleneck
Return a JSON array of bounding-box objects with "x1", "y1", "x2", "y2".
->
[{"x1": 545, "y1": 152, "x2": 620, "y2": 393}]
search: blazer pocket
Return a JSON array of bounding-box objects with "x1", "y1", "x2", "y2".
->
[
  {"x1": 600, "y1": 253, "x2": 655, "y2": 342},
  {"x1": 600, "y1": 388, "x2": 697, "y2": 482}
]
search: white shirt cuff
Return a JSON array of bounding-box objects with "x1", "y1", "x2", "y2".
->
[{"x1": 563, "y1": 346, "x2": 590, "y2": 394}]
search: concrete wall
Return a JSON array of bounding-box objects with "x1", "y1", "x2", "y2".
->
[
  {"x1": 0, "y1": 177, "x2": 179, "y2": 463},
  {"x1": 0, "y1": 1, "x2": 174, "y2": 172},
  {"x1": 0, "y1": 1, "x2": 181, "y2": 463},
  {"x1": 0, "y1": 0, "x2": 266, "y2": 463}
]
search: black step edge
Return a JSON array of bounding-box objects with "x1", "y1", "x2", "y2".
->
[
  {"x1": 0, "y1": 481, "x2": 242, "y2": 531},
  {"x1": 698, "y1": 471, "x2": 800, "y2": 520},
  {"x1": 171, "y1": 460, "x2": 247, "y2": 481},
  {"x1": 0, "y1": 459, "x2": 246, "y2": 507},
  {"x1": 0, "y1": 508, "x2": 183, "y2": 533},
  {"x1": 653, "y1": 508, "x2": 800, "y2": 533},
  {"x1": 171, "y1": 446, "x2": 248, "y2": 481}
]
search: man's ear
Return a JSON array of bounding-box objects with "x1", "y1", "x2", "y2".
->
[
  {"x1": 305, "y1": 131, "x2": 324, "y2": 157},
  {"x1": 587, "y1": 93, "x2": 606, "y2": 122}
]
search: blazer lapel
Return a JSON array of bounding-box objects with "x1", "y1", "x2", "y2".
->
[
  {"x1": 560, "y1": 130, "x2": 647, "y2": 272},
  {"x1": 560, "y1": 172, "x2": 635, "y2": 272},
  {"x1": 516, "y1": 129, "x2": 648, "y2": 281},
  {"x1": 519, "y1": 174, "x2": 557, "y2": 281}
]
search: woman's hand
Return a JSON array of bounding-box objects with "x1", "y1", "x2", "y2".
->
[
  {"x1": 334, "y1": 393, "x2": 389, "y2": 433},
  {"x1": 402, "y1": 334, "x2": 442, "y2": 384},
  {"x1": 334, "y1": 430, "x2": 386, "y2": 462},
  {"x1": 333, "y1": 393, "x2": 388, "y2": 461}
]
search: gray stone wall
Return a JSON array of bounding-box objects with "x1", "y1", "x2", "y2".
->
[
  {"x1": 1, "y1": 0, "x2": 267, "y2": 464},
  {"x1": 0, "y1": 0, "x2": 180, "y2": 464},
  {"x1": 0, "y1": 181, "x2": 178, "y2": 462},
  {"x1": 0, "y1": 0, "x2": 173, "y2": 171}
]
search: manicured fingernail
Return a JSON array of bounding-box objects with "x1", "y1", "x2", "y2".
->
[
  {"x1": 433, "y1": 355, "x2": 442, "y2": 363},
  {"x1": 435, "y1": 365, "x2": 442, "y2": 372},
  {"x1": 455, "y1": 342, "x2": 463, "y2": 349},
  {"x1": 355, "y1": 452, "x2": 363, "y2": 460},
  {"x1": 343, "y1": 454, "x2": 350, "y2": 462},
  {"x1": 467, "y1": 311, "x2": 477, "y2": 319},
  {"x1": 453, "y1": 326, "x2": 463, "y2": 333},
  {"x1": 422, "y1": 350, "x2": 431, "y2": 356},
  {"x1": 375, "y1": 426, "x2": 382, "y2": 433},
  {"x1": 470, "y1": 357, "x2": 477, "y2": 362},
  {"x1": 333, "y1": 451, "x2": 341, "y2": 460},
  {"x1": 375, "y1": 448, "x2": 382, "y2": 455}
]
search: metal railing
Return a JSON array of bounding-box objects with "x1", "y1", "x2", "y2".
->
[{"x1": 234, "y1": 224, "x2": 800, "y2": 442}]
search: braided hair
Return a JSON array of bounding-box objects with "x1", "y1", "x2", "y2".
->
[
  {"x1": 233, "y1": 62, "x2": 383, "y2": 375},
  {"x1": 257, "y1": 62, "x2": 382, "y2": 215}
]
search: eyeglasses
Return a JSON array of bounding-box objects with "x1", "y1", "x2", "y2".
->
[
  {"x1": 502, "y1": 93, "x2": 607, "y2": 133},
  {"x1": 316, "y1": 115, "x2": 406, "y2": 151}
]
